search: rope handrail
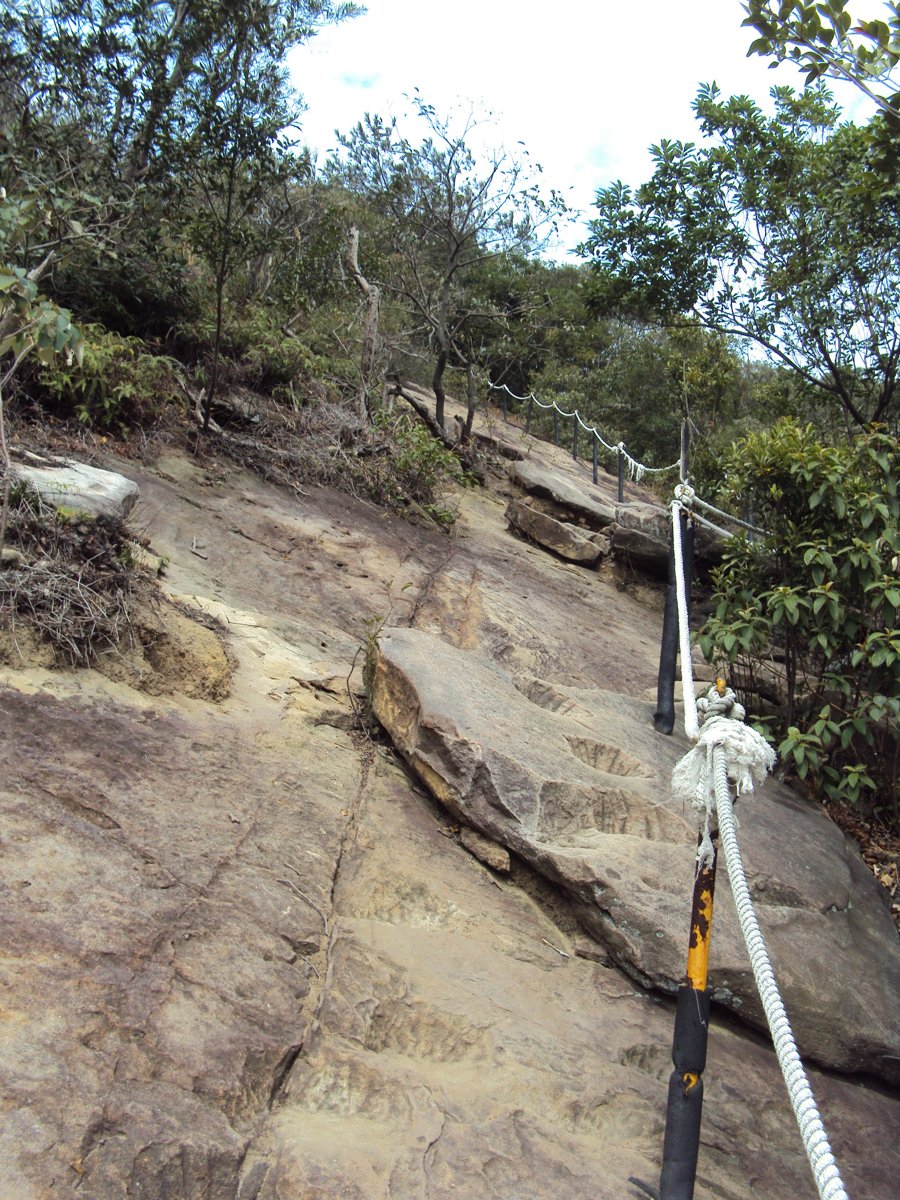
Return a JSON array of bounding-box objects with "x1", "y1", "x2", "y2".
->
[
  {"x1": 674, "y1": 483, "x2": 770, "y2": 541},
  {"x1": 489, "y1": 385, "x2": 771, "y2": 540},
  {"x1": 692, "y1": 494, "x2": 766, "y2": 536},
  {"x1": 669, "y1": 484, "x2": 849, "y2": 1200},
  {"x1": 713, "y1": 750, "x2": 849, "y2": 1200},
  {"x1": 488, "y1": 381, "x2": 681, "y2": 480}
]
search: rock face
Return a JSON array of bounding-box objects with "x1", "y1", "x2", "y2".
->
[
  {"x1": 13, "y1": 452, "x2": 140, "y2": 518},
  {"x1": 511, "y1": 458, "x2": 618, "y2": 528},
  {"x1": 372, "y1": 625, "x2": 900, "y2": 1083},
  {"x1": 506, "y1": 498, "x2": 610, "y2": 564},
  {"x1": 509, "y1": 460, "x2": 725, "y2": 577},
  {"x1": 2, "y1": 424, "x2": 899, "y2": 1200}
]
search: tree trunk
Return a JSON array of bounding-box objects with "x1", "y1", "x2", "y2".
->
[
  {"x1": 462, "y1": 358, "x2": 477, "y2": 441},
  {"x1": 432, "y1": 347, "x2": 448, "y2": 431},
  {"x1": 388, "y1": 380, "x2": 485, "y2": 485},
  {"x1": 344, "y1": 225, "x2": 381, "y2": 423}
]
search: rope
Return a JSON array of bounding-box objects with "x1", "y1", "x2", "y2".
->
[
  {"x1": 670, "y1": 678, "x2": 849, "y2": 1200},
  {"x1": 490, "y1": 385, "x2": 769, "y2": 540},
  {"x1": 687, "y1": 508, "x2": 738, "y2": 540},
  {"x1": 668, "y1": 471, "x2": 848, "y2": 1197},
  {"x1": 713, "y1": 749, "x2": 849, "y2": 1200},
  {"x1": 692, "y1": 494, "x2": 767, "y2": 537},
  {"x1": 488, "y1": 381, "x2": 681, "y2": 479},
  {"x1": 671, "y1": 497, "x2": 699, "y2": 740}
]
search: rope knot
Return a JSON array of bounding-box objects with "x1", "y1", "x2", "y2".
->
[
  {"x1": 671, "y1": 684, "x2": 776, "y2": 868},
  {"x1": 674, "y1": 482, "x2": 695, "y2": 507},
  {"x1": 696, "y1": 686, "x2": 745, "y2": 725}
]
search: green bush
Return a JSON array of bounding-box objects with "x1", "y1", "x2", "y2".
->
[
  {"x1": 698, "y1": 420, "x2": 899, "y2": 824},
  {"x1": 366, "y1": 411, "x2": 476, "y2": 526},
  {"x1": 37, "y1": 324, "x2": 182, "y2": 430}
]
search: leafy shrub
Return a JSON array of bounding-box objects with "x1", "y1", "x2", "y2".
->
[
  {"x1": 698, "y1": 420, "x2": 899, "y2": 824},
  {"x1": 365, "y1": 410, "x2": 476, "y2": 526},
  {"x1": 173, "y1": 305, "x2": 328, "y2": 403},
  {"x1": 231, "y1": 310, "x2": 327, "y2": 400},
  {"x1": 37, "y1": 324, "x2": 182, "y2": 429},
  {"x1": 49, "y1": 227, "x2": 203, "y2": 341}
]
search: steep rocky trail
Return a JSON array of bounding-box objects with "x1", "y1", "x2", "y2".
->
[{"x1": 2, "y1": 415, "x2": 898, "y2": 1199}]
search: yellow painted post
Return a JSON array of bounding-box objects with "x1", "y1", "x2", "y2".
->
[{"x1": 658, "y1": 670, "x2": 725, "y2": 1200}]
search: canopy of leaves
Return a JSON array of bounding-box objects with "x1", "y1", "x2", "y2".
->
[
  {"x1": 743, "y1": 0, "x2": 900, "y2": 118},
  {"x1": 580, "y1": 84, "x2": 900, "y2": 431}
]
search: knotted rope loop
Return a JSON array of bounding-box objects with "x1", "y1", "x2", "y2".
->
[
  {"x1": 674, "y1": 482, "x2": 696, "y2": 507},
  {"x1": 671, "y1": 685, "x2": 776, "y2": 868}
]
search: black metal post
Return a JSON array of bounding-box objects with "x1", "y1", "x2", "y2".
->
[
  {"x1": 553, "y1": 408, "x2": 559, "y2": 446},
  {"x1": 654, "y1": 513, "x2": 695, "y2": 735},
  {"x1": 618, "y1": 448, "x2": 626, "y2": 503},
  {"x1": 658, "y1": 833, "x2": 718, "y2": 1200},
  {"x1": 592, "y1": 435, "x2": 598, "y2": 485}
]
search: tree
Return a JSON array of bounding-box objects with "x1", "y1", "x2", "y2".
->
[
  {"x1": 1, "y1": 1, "x2": 360, "y2": 182},
  {"x1": 332, "y1": 96, "x2": 566, "y2": 431},
  {"x1": 743, "y1": 1, "x2": 900, "y2": 119},
  {"x1": 0, "y1": 1, "x2": 359, "y2": 344},
  {"x1": 580, "y1": 84, "x2": 900, "y2": 431},
  {"x1": 172, "y1": 22, "x2": 305, "y2": 431},
  {"x1": 698, "y1": 420, "x2": 899, "y2": 824}
]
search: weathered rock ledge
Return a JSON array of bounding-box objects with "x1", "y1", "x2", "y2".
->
[{"x1": 372, "y1": 626, "x2": 900, "y2": 1083}]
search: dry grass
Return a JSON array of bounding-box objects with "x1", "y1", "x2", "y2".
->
[{"x1": 0, "y1": 479, "x2": 145, "y2": 665}]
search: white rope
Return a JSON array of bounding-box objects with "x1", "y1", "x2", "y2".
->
[
  {"x1": 713, "y1": 749, "x2": 850, "y2": 1200},
  {"x1": 670, "y1": 673, "x2": 849, "y2": 1200},
  {"x1": 692, "y1": 494, "x2": 768, "y2": 537},
  {"x1": 671, "y1": 496, "x2": 699, "y2": 740},
  {"x1": 487, "y1": 380, "x2": 681, "y2": 478},
  {"x1": 688, "y1": 508, "x2": 739, "y2": 540}
]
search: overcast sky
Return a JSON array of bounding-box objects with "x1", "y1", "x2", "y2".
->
[{"x1": 289, "y1": 0, "x2": 878, "y2": 256}]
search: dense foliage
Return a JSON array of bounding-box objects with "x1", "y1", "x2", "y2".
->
[
  {"x1": 743, "y1": 0, "x2": 900, "y2": 119},
  {"x1": 581, "y1": 84, "x2": 900, "y2": 431},
  {"x1": 699, "y1": 421, "x2": 899, "y2": 822}
]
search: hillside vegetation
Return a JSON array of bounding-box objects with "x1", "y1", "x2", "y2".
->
[{"x1": 1, "y1": 0, "x2": 897, "y2": 839}]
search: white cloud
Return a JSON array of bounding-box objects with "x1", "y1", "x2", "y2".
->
[{"x1": 290, "y1": 0, "x2": 877, "y2": 254}]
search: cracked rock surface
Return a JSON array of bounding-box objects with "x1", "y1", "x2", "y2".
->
[
  {"x1": 371, "y1": 627, "x2": 900, "y2": 1082},
  {"x1": 2, "y1": 416, "x2": 899, "y2": 1199}
]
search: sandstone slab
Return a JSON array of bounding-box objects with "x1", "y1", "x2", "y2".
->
[
  {"x1": 506, "y1": 498, "x2": 608, "y2": 564},
  {"x1": 246, "y1": 753, "x2": 900, "y2": 1200},
  {"x1": 3, "y1": 435, "x2": 899, "y2": 1200},
  {"x1": 13, "y1": 452, "x2": 140, "y2": 518},
  {"x1": 372, "y1": 626, "x2": 900, "y2": 1083},
  {"x1": 460, "y1": 825, "x2": 511, "y2": 871},
  {"x1": 609, "y1": 522, "x2": 670, "y2": 577},
  {"x1": 511, "y1": 459, "x2": 617, "y2": 528}
]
